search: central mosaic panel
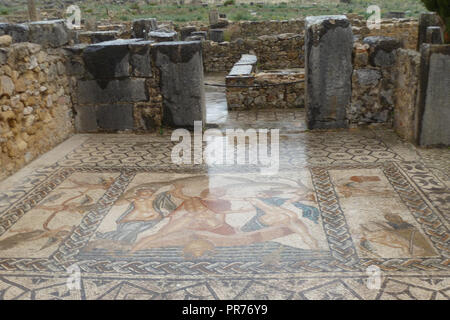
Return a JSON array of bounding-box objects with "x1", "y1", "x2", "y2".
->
[{"x1": 79, "y1": 172, "x2": 332, "y2": 262}]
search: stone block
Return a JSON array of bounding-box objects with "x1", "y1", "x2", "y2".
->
[
  {"x1": 82, "y1": 41, "x2": 131, "y2": 79},
  {"x1": 181, "y1": 26, "x2": 197, "y2": 41},
  {"x1": 74, "y1": 104, "x2": 134, "y2": 132},
  {"x1": 132, "y1": 18, "x2": 158, "y2": 38},
  {"x1": 305, "y1": 15, "x2": 353, "y2": 129},
  {"x1": 209, "y1": 29, "x2": 224, "y2": 43},
  {"x1": 96, "y1": 104, "x2": 134, "y2": 131},
  {"x1": 153, "y1": 41, "x2": 205, "y2": 127},
  {"x1": 416, "y1": 45, "x2": 450, "y2": 146},
  {"x1": 0, "y1": 49, "x2": 6, "y2": 65},
  {"x1": 418, "y1": 13, "x2": 441, "y2": 51},
  {"x1": 149, "y1": 30, "x2": 178, "y2": 42},
  {"x1": 129, "y1": 42, "x2": 153, "y2": 77},
  {"x1": 78, "y1": 31, "x2": 119, "y2": 44},
  {"x1": 0, "y1": 23, "x2": 29, "y2": 43},
  {"x1": 77, "y1": 79, "x2": 148, "y2": 105},
  {"x1": 191, "y1": 31, "x2": 208, "y2": 40},
  {"x1": 363, "y1": 36, "x2": 402, "y2": 67},
  {"x1": 354, "y1": 68, "x2": 381, "y2": 86},
  {"x1": 209, "y1": 10, "x2": 219, "y2": 26},
  {"x1": 426, "y1": 27, "x2": 443, "y2": 45},
  {"x1": 27, "y1": 20, "x2": 69, "y2": 48}
]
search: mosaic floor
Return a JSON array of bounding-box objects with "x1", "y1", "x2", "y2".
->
[{"x1": 0, "y1": 107, "x2": 449, "y2": 300}]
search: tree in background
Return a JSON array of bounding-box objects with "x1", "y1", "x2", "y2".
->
[{"x1": 421, "y1": 0, "x2": 450, "y2": 43}]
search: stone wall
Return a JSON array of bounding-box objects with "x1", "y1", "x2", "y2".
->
[
  {"x1": 226, "y1": 71, "x2": 305, "y2": 110},
  {"x1": 349, "y1": 37, "x2": 401, "y2": 125},
  {"x1": 226, "y1": 19, "x2": 306, "y2": 40},
  {"x1": 67, "y1": 39, "x2": 163, "y2": 133},
  {"x1": 0, "y1": 39, "x2": 73, "y2": 180},
  {"x1": 203, "y1": 33, "x2": 304, "y2": 72},
  {"x1": 351, "y1": 19, "x2": 419, "y2": 50}
]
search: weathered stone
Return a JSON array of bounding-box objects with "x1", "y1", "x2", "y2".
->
[
  {"x1": 0, "y1": 49, "x2": 6, "y2": 65},
  {"x1": 27, "y1": 20, "x2": 69, "y2": 48},
  {"x1": 82, "y1": 40, "x2": 141, "y2": 79},
  {"x1": 363, "y1": 36, "x2": 402, "y2": 67},
  {"x1": 416, "y1": 45, "x2": 450, "y2": 146},
  {"x1": 426, "y1": 27, "x2": 443, "y2": 45},
  {"x1": 211, "y1": 20, "x2": 229, "y2": 29},
  {"x1": 0, "y1": 23, "x2": 29, "y2": 43},
  {"x1": 191, "y1": 31, "x2": 208, "y2": 40},
  {"x1": 77, "y1": 79, "x2": 148, "y2": 105},
  {"x1": 149, "y1": 29, "x2": 178, "y2": 42},
  {"x1": 355, "y1": 69, "x2": 381, "y2": 86},
  {"x1": 209, "y1": 9, "x2": 219, "y2": 26},
  {"x1": 78, "y1": 31, "x2": 119, "y2": 44},
  {"x1": 129, "y1": 42, "x2": 153, "y2": 77},
  {"x1": 180, "y1": 26, "x2": 197, "y2": 41},
  {"x1": 132, "y1": 18, "x2": 158, "y2": 38},
  {"x1": 394, "y1": 49, "x2": 420, "y2": 142},
  {"x1": 209, "y1": 29, "x2": 224, "y2": 43},
  {"x1": 0, "y1": 75, "x2": 14, "y2": 96},
  {"x1": 96, "y1": 104, "x2": 134, "y2": 131},
  {"x1": 185, "y1": 36, "x2": 204, "y2": 42},
  {"x1": 83, "y1": 46, "x2": 128, "y2": 78},
  {"x1": 305, "y1": 15, "x2": 353, "y2": 129},
  {"x1": 153, "y1": 41, "x2": 205, "y2": 127},
  {"x1": 0, "y1": 35, "x2": 12, "y2": 47},
  {"x1": 417, "y1": 13, "x2": 441, "y2": 50}
]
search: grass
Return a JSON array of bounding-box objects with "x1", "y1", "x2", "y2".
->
[{"x1": 2, "y1": 0, "x2": 428, "y2": 23}]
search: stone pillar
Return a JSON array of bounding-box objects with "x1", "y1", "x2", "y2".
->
[
  {"x1": 209, "y1": 9, "x2": 219, "y2": 26},
  {"x1": 132, "y1": 18, "x2": 158, "y2": 38},
  {"x1": 180, "y1": 26, "x2": 197, "y2": 41},
  {"x1": 149, "y1": 30, "x2": 178, "y2": 42},
  {"x1": 209, "y1": 29, "x2": 224, "y2": 42},
  {"x1": 191, "y1": 31, "x2": 207, "y2": 40},
  {"x1": 416, "y1": 44, "x2": 450, "y2": 146},
  {"x1": 417, "y1": 13, "x2": 441, "y2": 51},
  {"x1": 426, "y1": 26, "x2": 443, "y2": 45},
  {"x1": 154, "y1": 41, "x2": 205, "y2": 128},
  {"x1": 304, "y1": 15, "x2": 353, "y2": 129}
]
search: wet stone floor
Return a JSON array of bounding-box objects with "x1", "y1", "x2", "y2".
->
[{"x1": 0, "y1": 78, "x2": 448, "y2": 300}]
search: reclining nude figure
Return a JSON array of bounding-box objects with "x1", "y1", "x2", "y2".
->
[{"x1": 127, "y1": 176, "x2": 320, "y2": 254}]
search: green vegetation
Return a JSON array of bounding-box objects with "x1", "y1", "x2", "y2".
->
[
  {"x1": 1, "y1": 1, "x2": 429, "y2": 23},
  {"x1": 421, "y1": 0, "x2": 450, "y2": 43}
]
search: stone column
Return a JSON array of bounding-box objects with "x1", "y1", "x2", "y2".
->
[
  {"x1": 426, "y1": 26, "x2": 443, "y2": 45},
  {"x1": 417, "y1": 13, "x2": 441, "y2": 50},
  {"x1": 209, "y1": 9, "x2": 219, "y2": 26},
  {"x1": 209, "y1": 29, "x2": 224, "y2": 43},
  {"x1": 304, "y1": 15, "x2": 353, "y2": 129},
  {"x1": 416, "y1": 45, "x2": 450, "y2": 146},
  {"x1": 153, "y1": 41, "x2": 205, "y2": 128},
  {"x1": 132, "y1": 18, "x2": 158, "y2": 38}
]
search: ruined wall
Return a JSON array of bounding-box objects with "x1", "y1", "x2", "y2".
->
[
  {"x1": 393, "y1": 49, "x2": 421, "y2": 142},
  {"x1": 226, "y1": 72, "x2": 304, "y2": 110},
  {"x1": 349, "y1": 37, "x2": 401, "y2": 125},
  {"x1": 353, "y1": 19, "x2": 419, "y2": 50},
  {"x1": 67, "y1": 40, "x2": 163, "y2": 133},
  {"x1": 226, "y1": 19, "x2": 306, "y2": 40},
  {"x1": 203, "y1": 33, "x2": 304, "y2": 72},
  {"x1": 0, "y1": 39, "x2": 73, "y2": 180}
]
